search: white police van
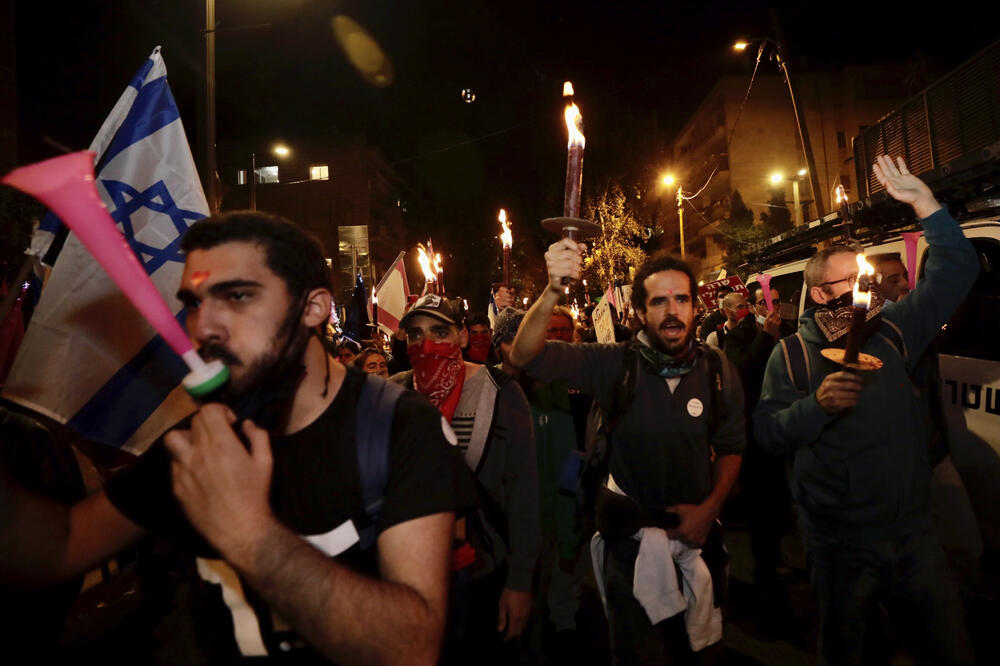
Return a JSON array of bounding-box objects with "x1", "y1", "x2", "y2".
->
[{"x1": 747, "y1": 212, "x2": 1000, "y2": 551}]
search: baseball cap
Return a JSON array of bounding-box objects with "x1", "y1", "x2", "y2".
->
[{"x1": 399, "y1": 293, "x2": 461, "y2": 328}]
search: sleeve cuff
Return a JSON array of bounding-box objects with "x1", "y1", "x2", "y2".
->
[{"x1": 504, "y1": 562, "x2": 536, "y2": 592}]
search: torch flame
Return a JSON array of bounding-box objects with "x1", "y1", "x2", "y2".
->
[
  {"x1": 499, "y1": 209, "x2": 512, "y2": 248},
  {"x1": 853, "y1": 253, "x2": 875, "y2": 309},
  {"x1": 563, "y1": 81, "x2": 574, "y2": 97},
  {"x1": 565, "y1": 102, "x2": 585, "y2": 149},
  {"x1": 416, "y1": 244, "x2": 436, "y2": 283},
  {"x1": 835, "y1": 184, "x2": 847, "y2": 205},
  {"x1": 372, "y1": 286, "x2": 377, "y2": 305},
  {"x1": 433, "y1": 252, "x2": 443, "y2": 275}
]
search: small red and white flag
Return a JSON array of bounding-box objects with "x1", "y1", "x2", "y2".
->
[{"x1": 373, "y1": 252, "x2": 410, "y2": 336}]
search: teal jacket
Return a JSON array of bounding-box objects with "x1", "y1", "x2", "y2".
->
[
  {"x1": 753, "y1": 208, "x2": 978, "y2": 541},
  {"x1": 528, "y1": 380, "x2": 582, "y2": 561}
]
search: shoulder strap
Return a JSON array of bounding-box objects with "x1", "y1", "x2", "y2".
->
[
  {"x1": 355, "y1": 374, "x2": 406, "y2": 550},
  {"x1": 704, "y1": 345, "x2": 726, "y2": 424},
  {"x1": 778, "y1": 332, "x2": 811, "y2": 394},
  {"x1": 876, "y1": 319, "x2": 907, "y2": 362},
  {"x1": 609, "y1": 344, "x2": 639, "y2": 430}
]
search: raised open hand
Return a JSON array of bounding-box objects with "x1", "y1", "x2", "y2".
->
[{"x1": 872, "y1": 155, "x2": 940, "y2": 218}]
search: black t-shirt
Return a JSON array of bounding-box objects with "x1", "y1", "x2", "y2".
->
[{"x1": 105, "y1": 367, "x2": 474, "y2": 661}]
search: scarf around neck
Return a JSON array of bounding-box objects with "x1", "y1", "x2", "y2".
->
[
  {"x1": 409, "y1": 339, "x2": 466, "y2": 422},
  {"x1": 635, "y1": 331, "x2": 699, "y2": 377}
]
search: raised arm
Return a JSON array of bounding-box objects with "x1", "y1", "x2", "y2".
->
[
  {"x1": 872, "y1": 155, "x2": 978, "y2": 364},
  {"x1": 509, "y1": 237, "x2": 586, "y2": 368},
  {"x1": 164, "y1": 405, "x2": 453, "y2": 665}
]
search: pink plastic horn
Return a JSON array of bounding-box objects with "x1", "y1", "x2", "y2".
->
[
  {"x1": 758, "y1": 273, "x2": 774, "y2": 312},
  {"x1": 1, "y1": 151, "x2": 227, "y2": 396},
  {"x1": 901, "y1": 232, "x2": 922, "y2": 291}
]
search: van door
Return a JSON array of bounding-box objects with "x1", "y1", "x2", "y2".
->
[{"x1": 933, "y1": 238, "x2": 1000, "y2": 550}]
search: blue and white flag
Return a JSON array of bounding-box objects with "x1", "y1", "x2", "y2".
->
[
  {"x1": 487, "y1": 290, "x2": 499, "y2": 329},
  {"x1": 2, "y1": 47, "x2": 208, "y2": 454}
]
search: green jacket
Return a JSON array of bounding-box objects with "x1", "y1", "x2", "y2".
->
[
  {"x1": 753, "y1": 208, "x2": 978, "y2": 540},
  {"x1": 529, "y1": 380, "x2": 582, "y2": 560}
]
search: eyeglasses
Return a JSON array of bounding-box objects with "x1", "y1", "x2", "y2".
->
[{"x1": 817, "y1": 273, "x2": 858, "y2": 289}]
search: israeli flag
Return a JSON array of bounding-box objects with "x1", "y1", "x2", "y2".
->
[{"x1": 2, "y1": 47, "x2": 208, "y2": 454}]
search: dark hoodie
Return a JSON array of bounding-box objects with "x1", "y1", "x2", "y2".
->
[{"x1": 753, "y1": 208, "x2": 978, "y2": 541}]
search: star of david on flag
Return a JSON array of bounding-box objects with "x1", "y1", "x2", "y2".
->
[
  {"x1": 104, "y1": 178, "x2": 203, "y2": 274},
  {"x1": 3, "y1": 46, "x2": 209, "y2": 454}
]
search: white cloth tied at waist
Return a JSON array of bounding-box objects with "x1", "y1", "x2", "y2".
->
[{"x1": 590, "y1": 475, "x2": 722, "y2": 652}]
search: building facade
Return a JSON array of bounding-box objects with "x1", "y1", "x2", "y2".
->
[
  {"x1": 218, "y1": 135, "x2": 407, "y2": 308},
  {"x1": 661, "y1": 66, "x2": 919, "y2": 278}
]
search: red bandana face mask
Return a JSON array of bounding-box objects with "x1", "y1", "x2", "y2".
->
[
  {"x1": 408, "y1": 338, "x2": 466, "y2": 422},
  {"x1": 733, "y1": 308, "x2": 752, "y2": 323},
  {"x1": 466, "y1": 331, "x2": 492, "y2": 362}
]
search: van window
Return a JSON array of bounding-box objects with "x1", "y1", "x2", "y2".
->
[
  {"x1": 928, "y1": 239, "x2": 1000, "y2": 361},
  {"x1": 747, "y1": 271, "x2": 805, "y2": 321}
]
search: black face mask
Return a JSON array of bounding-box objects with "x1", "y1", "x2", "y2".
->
[{"x1": 819, "y1": 290, "x2": 855, "y2": 311}]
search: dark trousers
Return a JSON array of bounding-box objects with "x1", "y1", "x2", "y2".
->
[
  {"x1": 442, "y1": 566, "x2": 521, "y2": 666},
  {"x1": 742, "y1": 437, "x2": 791, "y2": 586},
  {"x1": 603, "y1": 537, "x2": 720, "y2": 666},
  {"x1": 805, "y1": 527, "x2": 975, "y2": 666}
]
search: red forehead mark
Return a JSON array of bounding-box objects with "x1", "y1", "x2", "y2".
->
[
  {"x1": 190, "y1": 271, "x2": 210, "y2": 287},
  {"x1": 666, "y1": 289, "x2": 673, "y2": 295}
]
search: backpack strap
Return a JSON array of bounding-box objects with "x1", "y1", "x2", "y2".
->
[
  {"x1": 703, "y1": 345, "x2": 726, "y2": 426},
  {"x1": 607, "y1": 344, "x2": 639, "y2": 434},
  {"x1": 876, "y1": 319, "x2": 907, "y2": 362},
  {"x1": 355, "y1": 374, "x2": 406, "y2": 550},
  {"x1": 778, "y1": 332, "x2": 812, "y2": 394}
]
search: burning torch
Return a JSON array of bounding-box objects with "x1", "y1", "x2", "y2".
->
[
  {"x1": 542, "y1": 81, "x2": 599, "y2": 282},
  {"x1": 499, "y1": 208, "x2": 512, "y2": 286},
  {"x1": 820, "y1": 253, "x2": 883, "y2": 371}
]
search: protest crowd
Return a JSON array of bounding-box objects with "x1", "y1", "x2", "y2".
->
[{"x1": 0, "y1": 36, "x2": 996, "y2": 666}]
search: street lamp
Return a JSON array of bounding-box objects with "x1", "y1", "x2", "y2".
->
[
  {"x1": 733, "y1": 37, "x2": 824, "y2": 217},
  {"x1": 770, "y1": 170, "x2": 807, "y2": 226},
  {"x1": 661, "y1": 174, "x2": 685, "y2": 259},
  {"x1": 772, "y1": 169, "x2": 809, "y2": 225},
  {"x1": 249, "y1": 144, "x2": 292, "y2": 211}
]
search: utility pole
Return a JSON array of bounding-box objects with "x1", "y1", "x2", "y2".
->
[{"x1": 770, "y1": 6, "x2": 825, "y2": 217}]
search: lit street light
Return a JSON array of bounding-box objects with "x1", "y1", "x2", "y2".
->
[
  {"x1": 250, "y1": 143, "x2": 292, "y2": 211},
  {"x1": 770, "y1": 169, "x2": 807, "y2": 226},
  {"x1": 661, "y1": 173, "x2": 685, "y2": 259}
]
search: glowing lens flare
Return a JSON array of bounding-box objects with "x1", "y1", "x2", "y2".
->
[
  {"x1": 853, "y1": 253, "x2": 875, "y2": 309},
  {"x1": 499, "y1": 209, "x2": 512, "y2": 248}
]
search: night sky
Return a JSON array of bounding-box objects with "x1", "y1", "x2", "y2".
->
[{"x1": 14, "y1": 0, "x2": 1000, "y2": 295}]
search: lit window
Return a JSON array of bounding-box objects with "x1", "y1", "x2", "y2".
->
[
  {"x1": 310, "y1": 165, "x2": 329, "y2": 181},
  {"x1": 255, "y1": 166, "x2": 279, "y2": 184},
  {"x1": 237, "y1": 169, "x2": 247, "y2": 185}
]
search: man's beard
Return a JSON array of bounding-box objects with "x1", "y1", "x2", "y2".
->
[
  {"x1": 646, "y1": 315, "x2": 693, "y2": 356},
  {"x1": 200, "y1": 303, "x2": 312, "y2": 434}
]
